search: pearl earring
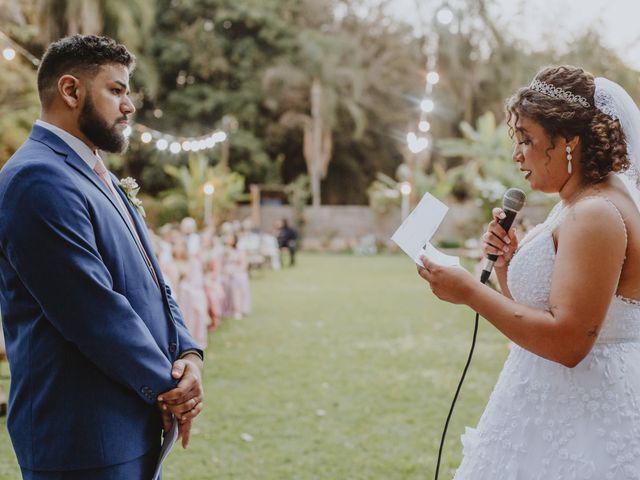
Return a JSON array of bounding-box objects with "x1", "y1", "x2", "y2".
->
[{"x1": 566, "y1": 146, "x2": 572, "y2": 174}]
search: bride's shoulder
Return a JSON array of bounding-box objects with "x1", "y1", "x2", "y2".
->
[{"x1": 559, "y1": 196, "x2": 627, "y2": 246}]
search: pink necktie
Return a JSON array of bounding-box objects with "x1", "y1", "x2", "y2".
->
[
  {"x1": 94, "y1": 157, "x2": 117, "y2": 195},
  {"x1": 93, "y1": 158, "x2": 160, "y2": 287}
]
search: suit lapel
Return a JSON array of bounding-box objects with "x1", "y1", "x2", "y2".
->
[
  {"x1": 64, "y1": 153, "x2": 150, "y2": 256},
  {"x1": 111, "y1": 176, "x2": 165, "y2": 287},
  {"x1": 30, "y1": 125, "x2": 161, "y2": 286}
]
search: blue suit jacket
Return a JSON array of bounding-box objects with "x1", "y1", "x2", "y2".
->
[{"x1": 0, "y1": 125, "x2": 202, "y2": 471}]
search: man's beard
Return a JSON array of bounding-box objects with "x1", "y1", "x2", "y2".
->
[{"x1": 78, "y1": 94, "x2": 129, "y2": 154}]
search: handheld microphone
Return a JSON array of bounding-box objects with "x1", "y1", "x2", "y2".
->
[{"x1": 480, "y1": 188, "x2": 526, "y2": 284}]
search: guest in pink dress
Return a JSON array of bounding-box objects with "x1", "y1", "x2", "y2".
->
[
  {"x1": 201, "y1": 232, "x2": 226, "y2": 331},
  {"x1": 222, "y1": 234, "x2": 251, "y2": 319},
  {"x1": 174, "y1": 238, "x2": 210, "y2": 348}
]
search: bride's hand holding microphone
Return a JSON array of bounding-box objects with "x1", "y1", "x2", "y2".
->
[{"x1": 481, "y1": 208, "x2": 519, "y2": 269}]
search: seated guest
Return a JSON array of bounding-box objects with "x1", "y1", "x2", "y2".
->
[{"x1": 277, "y1": 219, "x2": 298, "y2": 267}]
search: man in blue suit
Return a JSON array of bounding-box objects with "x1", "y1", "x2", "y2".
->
[{"x1": 0, "y1": 35, "x2": 205, "y2": 479}]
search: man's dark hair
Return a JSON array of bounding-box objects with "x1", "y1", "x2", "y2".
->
[{"x1": 37, "y1": 35, "x2": 135, "y2": 107}]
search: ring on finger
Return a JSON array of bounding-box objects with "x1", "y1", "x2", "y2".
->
[{"x1": 189, "y1": 398, "x2": 201, "y2": 412}]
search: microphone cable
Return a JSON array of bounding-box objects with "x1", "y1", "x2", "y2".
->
[
  {"x1": 433, "y1": 312, "x2": 479, "y2": 480},
  {"x1": 433, "y1": 188, "x2": 524, "y2": 478}
]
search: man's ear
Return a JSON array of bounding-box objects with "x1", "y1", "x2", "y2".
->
[{"x1": 58, "y1": 75, "x2": 83, "y2": 109}]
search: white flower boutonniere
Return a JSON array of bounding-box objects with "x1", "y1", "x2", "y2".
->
[{"x1": 118, "y1": 177, "x2": 146, "y2": 218}]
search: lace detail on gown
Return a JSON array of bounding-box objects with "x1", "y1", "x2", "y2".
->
[{"x1": 453, "y1": 199, "x2": 640, "y2": 480}]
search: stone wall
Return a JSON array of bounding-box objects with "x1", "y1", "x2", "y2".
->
[{"x1": 233, "y1": 201, "x2": 553, "y2": 251}]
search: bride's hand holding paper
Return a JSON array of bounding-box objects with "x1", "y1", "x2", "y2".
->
[
  {"x1": 416, "y1": 255, "x2": 475, "y2": 305},
  {"x1": 391, "y1": 191, "x2": 476, "y2": 304}
]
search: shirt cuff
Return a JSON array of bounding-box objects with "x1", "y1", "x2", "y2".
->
[{"x1": 179, "y1": 349, "x2": 204, "y2": 362}]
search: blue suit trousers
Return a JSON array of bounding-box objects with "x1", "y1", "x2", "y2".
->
[{"x1": 20, "y1": 446, "x2": 161, "y2": 480}]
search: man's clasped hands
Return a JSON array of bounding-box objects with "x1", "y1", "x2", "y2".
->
[{"x1": 157, "y1": 353, "x2": 204, "y2": 448}]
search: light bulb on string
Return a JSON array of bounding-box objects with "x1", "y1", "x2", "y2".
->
[
  {"x1": 0, "y1": 33, "x2": 236, "y2": 152},
  {"x1": 420, "y1": 99, "x2": 435, "y2": 113},
  {"x1": 203, "y1": 183, "x2": 215, "y2": 195},
  {"x1": 2, "y1": 47, "x2": 16, "y2": 61},
  {"x1": 407, "y1": 132, "x2": 429, "y2": 153},
  {"x1": 419, "y1": 120, "x2": 431, "y2": 132},
  {"x1": 437, "y1": 7, "x2": 454, "y2": 25},
  {"x1": 212, "y1": 131, "x2": 227, "y2": 142},
  {"x1": 426, "y1": 71, "x2": 440, "y2": 85}
]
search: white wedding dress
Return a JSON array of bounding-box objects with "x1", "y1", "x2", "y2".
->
[{"x1": 454, "y1": 199, "x2": 640, "y2": 480}]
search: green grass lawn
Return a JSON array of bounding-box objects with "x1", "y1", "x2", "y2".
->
[{"x1": 0, "y1": 253, "x2": 509, "y2": 479}]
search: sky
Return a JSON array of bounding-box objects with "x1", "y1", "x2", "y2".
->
[{"x1": 388, "y1": 0, "x2": 640, "y2": 69}]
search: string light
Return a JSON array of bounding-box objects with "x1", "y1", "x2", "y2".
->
[
  {"x1": 0, "y1": 31, "x2": 39, "y2": 66},
  {"x1": 0, "y1": 30, "x2": 231, "y2": 154},
  {"x1": 3, "y1": 47, "x2": 16, "y2": 61},
  {"x1": 203, "y1": 182, "x2": 215, "y2": 195},
  {"x1": 407, "y1": 132, "x2": 429, "y2": 153},
  {"x1": 426, "y1": 71, "x2": 440, "y2": 84},
  {"x1": 406, "y1": 4, "x2": 452, "y2": 155},
  {"x1": 437, "y1": 7, "x2": 454, "y2": 25},
  {"x1": 420, "y1": 98, "x2": 435, "y2": 113},
  {"x1": 419, "y1": 120, "x2": 431, "y2": 132},
  {"x1": 169, "y1": 142, "x2": 182, "y2": 154}
]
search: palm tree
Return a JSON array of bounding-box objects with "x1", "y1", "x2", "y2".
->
[
  {"x1": 262, "y1": 29, "x2": 367, "y2": 207},
  {"x1": 436, "y1": 111, "x2": 552, "y2": 215},
  {"x1": 162, "y1": 154, "x2": 246, "y2": 226}
]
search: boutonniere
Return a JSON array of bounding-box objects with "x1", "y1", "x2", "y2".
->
[{"x1": 118, "y1": 177, "x2": 146, "y2": 218}]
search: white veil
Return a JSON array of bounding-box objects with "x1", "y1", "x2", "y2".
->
[{"x1": 594, "y1": 77, "x2": 640, "y2": 209}]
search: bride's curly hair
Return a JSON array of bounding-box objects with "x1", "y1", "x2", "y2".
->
[{"x1": 506, "y1": 65, "x2": 629, "y2": 182}]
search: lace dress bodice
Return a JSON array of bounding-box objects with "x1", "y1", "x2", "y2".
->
[
  {"x1": 454, "y1": 200, "x2": 640, "y2": 480},
  {"x1": 507, "y1": 201, "x2": 640, "y2": 344}
]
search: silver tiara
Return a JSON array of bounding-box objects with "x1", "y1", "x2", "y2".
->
[{"x1": 529, "y1": 79, "x2": 591, "y2": 108}]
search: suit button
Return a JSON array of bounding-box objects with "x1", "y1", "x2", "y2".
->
[{"x1": 169, "y1": 343, "x2": 177, "y2": 353}]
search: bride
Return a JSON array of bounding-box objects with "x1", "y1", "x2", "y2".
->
[{"x1": 418, "y1": 65, "x2": 640, "y2": 479}]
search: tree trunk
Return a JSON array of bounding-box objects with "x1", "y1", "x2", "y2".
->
[{"x1": 310, "y1": 78, "x2": 323, "y2": 207}]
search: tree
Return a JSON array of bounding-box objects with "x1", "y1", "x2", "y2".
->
[
  {"x1": 262, "y1": 29, "x2": 367, "y2": 207},
  {"x1": 161, "y1": 153, "x2": 246, "y2": 226},
  {"x1": 436, "y1": 111, "x2": 554, "y2": 219},
  {"x1": 262, "y1": 1, "x2": 423, "y2": 205},
  {"x1": 0, "y1": 58, "x2": 39, "y2": 167}
]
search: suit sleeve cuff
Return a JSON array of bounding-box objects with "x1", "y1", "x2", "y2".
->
[{"x1": 179, "y1": 349, "x2": 204, "y2": 362}]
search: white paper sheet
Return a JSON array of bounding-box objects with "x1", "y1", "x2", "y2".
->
[
  {"x1": 391, "y1": 192, "x2": 460, "y2": 267},
  {"x1": 152, "y1": 418, "x2": 179, "y2": 480}
]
